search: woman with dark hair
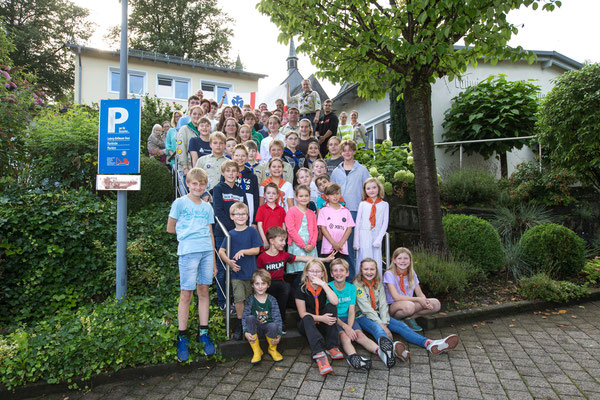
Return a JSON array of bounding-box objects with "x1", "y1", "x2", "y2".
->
[
  {"x1": 223, "y1": 117, "x2": 240, "y2": 140},
  {"x1": 216, "y1": 106, "x2": 234, "y2": 131}
]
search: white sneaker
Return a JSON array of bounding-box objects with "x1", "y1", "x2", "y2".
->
[
  {"x1": 393, "y1": 341, "x2": 410, "y2": 362},
  {"x1": 426, "y1": 334, "x2": 459, "y2": 354}
]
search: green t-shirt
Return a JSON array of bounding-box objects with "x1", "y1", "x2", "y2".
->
[{"x1": 251, "y1": 295, "x2": 274, "y2": 324}]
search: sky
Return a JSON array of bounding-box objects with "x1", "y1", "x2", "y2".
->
[{"x1": 75, "y1": 0, "x2": 600, "y2": 99}]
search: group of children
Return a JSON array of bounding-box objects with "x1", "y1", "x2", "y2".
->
[{"x1": 167, "y1": 141, "x2": 460, "y2": 374}]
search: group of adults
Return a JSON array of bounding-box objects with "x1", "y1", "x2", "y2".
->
[{"x1": 146, "y1": 79, "x2": 369, "y2": 166}]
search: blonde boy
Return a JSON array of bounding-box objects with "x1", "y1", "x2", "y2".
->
[
  {"x1": 255, "y1": 139, "x2": 294, "y2": 183},
  {"x1": 167, "y1": 168, "x2": 217, "y2": 361},
  {"x1": 196, "y1": 131, "x2": 227, "y2": 191}
]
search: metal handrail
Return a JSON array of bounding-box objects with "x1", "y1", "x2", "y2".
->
[
  {"x1": 434, "y1": 135, "x2": 541, "y2": 172},
  {"x1": 213, "y1": 216, "x2": 231, "y2": 336}
]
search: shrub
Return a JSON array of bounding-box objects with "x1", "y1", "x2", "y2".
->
[
  {"x1": 355, "y1": 141, "x2": 417, "y2": 204},
  {"x1": 0, "y1": 189, "x2": 115, "y2": 323},
  {"x1": 520, "y1": 273, "x2": 588, "y2": 302},
  {"x1": 440, "y1": 168, "x2": 500, "y2": 206},
  {"x1": 128, "y1": 156, "x2": 174, "y2": 213},
  {"x1": 26, "y1": 106, "x2": 99, "y2": 191},
  {"x1": 140, "y1": 94, "x2": 182, "y2": 153},
  {"x1": 581, "y1": 257, "x2": 600, "y2": 285},
  {"x1": 537, "y1": 63, "x2": 600, "y2": 192},
  {"x1": 505, "y1": 161, "x2": 577, "y2": 206},
  {"x1": 520, "y1": 224, "x2": 586, "y2": 278},
  {"x1": 442, "y1": 214, "x2": 504, "y2": 274},
  {"x1": 413, "y1": 247, "x2": 482, "y2": 297},
  {"x1": 491, "y1": 203, "x2": 553, "y2": 242},
  {"x1": 0, "y1": 295, "x2": 226, "y2": 389}
]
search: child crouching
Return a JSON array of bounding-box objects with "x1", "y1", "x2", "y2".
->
[{"x1": 242, "y1": 270, "x2": 284, "y2": 364}]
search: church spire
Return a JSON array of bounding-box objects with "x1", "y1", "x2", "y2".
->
[{"x1": 287, "y1": 38, "x2": 298, "y2": 73}]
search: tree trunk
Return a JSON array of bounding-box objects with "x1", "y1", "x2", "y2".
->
[
  {"x1": 403, "y1": 79, "x2": 446, "y2": 250},
  {"x1": 499, "y1": 152, "x2": 508, "y2": 178}
]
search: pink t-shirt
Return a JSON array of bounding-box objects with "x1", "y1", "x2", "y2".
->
[
  {"x1": 383, "y1": 270, "x2": 420, "y2": 304},
  {"x1": 317, "y1": 205, "x2": 355, "y2": 255}
]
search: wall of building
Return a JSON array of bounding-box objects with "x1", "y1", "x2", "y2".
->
[
  {"x1": 334, "y1": 60, "x2": 566, "y2": 177},
  {"x1": 74, "y1": 51, "x2": 260, "y2": 108}
]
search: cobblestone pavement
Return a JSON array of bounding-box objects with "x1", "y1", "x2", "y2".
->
[{"x1": 32, "y1": 301, "x2": 600, "y2": 399}]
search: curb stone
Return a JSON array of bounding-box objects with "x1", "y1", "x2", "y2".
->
[{"x1": 3, "y1": 288, "x2": 599, "y2": 400}]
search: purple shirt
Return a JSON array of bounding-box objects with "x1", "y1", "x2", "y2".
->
[
  {"x1": 317, "y1": 205, "x2": 355, "y2": 255},
  {"x1": 383, "y1": 270, "x2": 419, "y2": 304}
]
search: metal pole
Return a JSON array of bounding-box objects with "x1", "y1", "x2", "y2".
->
[
  {"x1": 538, "y1": 143, "x2": 542, "y2": 173},
  {"x1": 385, "y1": 233, "x2": 390, "y2": 270},
  {"x1": 459, "y1": 144, "x2": 463, "y2": 169},
  {"x1": 116, "y1": 0, "x2": 128, "y2": 301},
  {"x1": 225, "y1": 235, "x2": 231, "y2": 335}
]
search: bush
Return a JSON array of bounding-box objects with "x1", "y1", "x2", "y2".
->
[
  {"x1": 355, "y1": 140, "x2": 418, "y2": 204},
  {"x1": 140, "y1": 94, "x2": 182, "y2": 154},
  {"x1": 537, "y1": 63, "x2": 600, "y2": 192},
  {"x1": 26, "y1": 106, "x2": 99, "y2": 191},
  {"x1": 128, "y1": 156, "x2": 174, "y2": 213},
  {"x1": 581, "y1": 257, "x2": 600, "y2": 285},
  {"x1": 413, "y1": 247, "x2": 482, "y2": 297},
  {"x1": 0, "y1": 189, "x2": 115, "y2": 323},
  {"x1": 0, "y1": 295, "x2": 226, "y2": 389},
  {"x1": 505, "y1": 161, "x2": 577, "y2": 206},
  {"x1": 442, "y1": 214, "x2": 504, "y2": 274},
  {"x1": 440, "y1": 168, "x2": 500, "y2": 206},
  {"x1": 491, "y1": 203, "x2": 553, "y2": 243},
  {"x1": 502, "y1": 240, "x2": 532, "y2": 280},
  {"x1": 519, "y1": 224, "x2": 586, "y2": 278},
  {"x1": 520, "y1": 273, "x2": 588, "y2": 302}
]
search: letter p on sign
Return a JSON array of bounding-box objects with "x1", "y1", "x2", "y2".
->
[{"x1": 108, "y1": 107, "x2": 129, "y2": 133}]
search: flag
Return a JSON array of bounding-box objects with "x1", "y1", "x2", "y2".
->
[{"x1": 223, "y1": 92, "x2": 256, "y2": 109}]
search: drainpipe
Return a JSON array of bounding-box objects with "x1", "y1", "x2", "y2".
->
[{"x1": 77, "y1": 46, "x2": 82, "y2": 105}]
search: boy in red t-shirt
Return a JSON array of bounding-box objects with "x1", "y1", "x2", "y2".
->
[
  {"x1": 257, "y1": 226, "x2": 334, "y2": 332},
  {"x1": 255, "y1": 182, "x2": 286, "y2": 249}
]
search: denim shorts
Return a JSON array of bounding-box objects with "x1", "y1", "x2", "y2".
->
[
  {"x1": 336, "y1": 316, "x2": 361, "y2": 332},
  {"x1": 179, "y1": 250, "x2": 214, "y2": 290}
]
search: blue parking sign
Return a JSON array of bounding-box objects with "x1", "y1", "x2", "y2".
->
[{"x1": 98, "y1": 99, "x2": 141, "y2": 174}]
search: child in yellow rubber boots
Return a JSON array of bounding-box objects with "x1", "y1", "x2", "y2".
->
[{"x1": 242, "y1": 269, "x2": 284, "y2": 364}]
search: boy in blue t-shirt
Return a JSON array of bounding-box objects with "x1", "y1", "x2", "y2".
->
[
  {"x1": 329, "y1": 258, "x2": 396, "y2": 371},
  {"x1": 218, "y1": 202, "x2": 263, "y2": 340},
  {"x1": 167, "y1": 168, "x2": 217, "y2": 362}
]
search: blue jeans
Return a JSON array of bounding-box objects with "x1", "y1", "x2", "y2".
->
[
  {"x1": 356, "y1": 315, "x2": 427, "y2": 348},
  {"x1": 346, "y1": 210, "x2": 357, "y2": 281}
]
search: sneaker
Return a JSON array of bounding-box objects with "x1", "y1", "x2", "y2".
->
[
  {"x1": 427, "y1": 334, "x2": 459, "y2": 355},
  {"x1": 393, "y1": 341, "x2": 410, "y2": 362},
  {"x1": 312, "y1": 351, "x2": 327, "y2": 360},
  {"x1": 281, "y1": 330, "x2": 287, "y2": 336},
  {"x1": 315, "y1": 354, "x2": 333, "y2": 375},
  {"x1": 199, "y1": 333, "x2": 216, "y2": 356},
  {"x1": 326, "y1": 347, "x2": 344, "y2": 360},
  {"x1": 406, "y1": 318, "x2": 423, "y2": 332},
  {"x1": 377, "y1": 336, "x2": 396, "y2": 369},
  {"x1": 346, "y1": 353, "x2": 372, "y2": 371},
  {"x1": 176, "y1": 337, "x2": 190, "y2": 362}
]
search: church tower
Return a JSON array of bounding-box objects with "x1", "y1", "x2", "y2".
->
[{"x1": 287, "y1": 39, "x2": 298, "y2": 74}]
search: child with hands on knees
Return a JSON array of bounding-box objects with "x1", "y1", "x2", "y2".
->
[
  {"x1": 356, "y1": 258, "x2": 459, "y2": 357},
  {"x1": 296, "y1": 260, "x2": 343, "y2": 375},
  {"x1": 242, "y1": 270, "x2": 284, "y2": 364},
  {"x1": 354, "y1": 178, "x2": 389, "y2": 278},
  {"x1": 329, "y1": 259, "x2": 397, "y2": 371},
  {"x1": 384, "y1": 247, "x2": 441, "y2": 332}
]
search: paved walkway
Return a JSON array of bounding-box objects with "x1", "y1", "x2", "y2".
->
[{"x1": 31, "y1": 301, "x2": 600, "y2": 399}]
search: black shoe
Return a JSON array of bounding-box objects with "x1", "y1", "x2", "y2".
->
[{"x1": 346, "y1": 353, "x2": 371, "y2": 371}]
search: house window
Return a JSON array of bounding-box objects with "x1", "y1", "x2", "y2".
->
[
  {"x1": 109, "y1": 68, "x2": 146, "y2": 95},
  {"x1": 200, "y1": 80, "x2": 232, "y2": 100},
  {"x1": 157, "y1": 75, "x2": 191, "y2": 100}
]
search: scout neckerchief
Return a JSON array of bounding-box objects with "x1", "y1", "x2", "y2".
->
[
  {"x1": 236, "y1": 168, "x2": 247, "y2": 191},
  {"x1": 396, "y1": 270, "x2": 409, "y2": 294},
  {"x1": 186, "y1": 121, "x2": 200, "y2": 136},
  {"x1": 245, "y1": 161, "x2": 259, "y2": 174},
  {"x1": 261, "y1": 177, "x2": 286, "y2": 206},
  {"x1": 306, "y1": 280, "x2": 323, "y2": 322},
  {"x1": 283, "y1": 147, "x2": 304, "y2": 168},
  {"x1": 365, "y1": 197, "x2": 382, "y2": 230},
  {"x1": 362, "y1": 278, "x2": 377, "y2": 311}
]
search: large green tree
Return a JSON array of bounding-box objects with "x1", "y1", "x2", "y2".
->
[
  {"x1": 257, "y1": 0, "x2": 559, "y2": 248},
  {"x1": 537, "y1": 63, "x2": 600, "y2": 192},
  {"x1": 442, "y1": 75, "x2": 540, "y2": 177},
  {"x1": 0, "y1": 0, "x2": 93, "y2": 99},
  {"x1": 108, "y1": 0, "x2": 233, "y2": 66}
]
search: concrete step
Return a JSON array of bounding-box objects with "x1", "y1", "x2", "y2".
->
[{"x1": 219, "y1": 328, "x2": 307, "y2": 359}]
